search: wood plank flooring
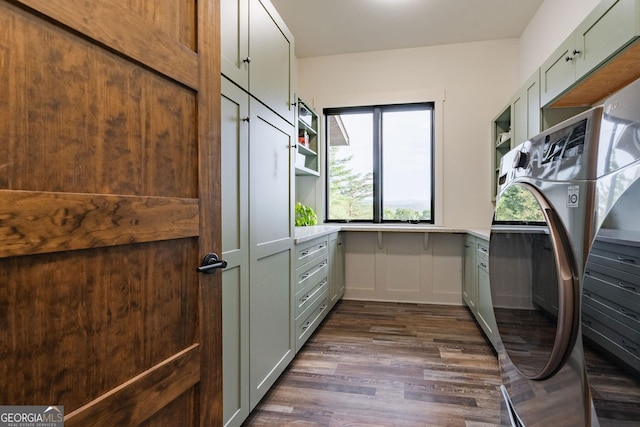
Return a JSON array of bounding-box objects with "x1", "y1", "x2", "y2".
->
[{"x1": 243, "y1": 300, "x2": 502, "y2": 427}]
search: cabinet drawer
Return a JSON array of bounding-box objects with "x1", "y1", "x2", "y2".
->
[
  {"x1": 589, "y1": 240, "x2": 640, "y2": 277},
  {"x1": 295, "y1": 289, "x2": 329, "y2": 350},
  {"x1": 295, "y1": 237, "x2": 329, "y2": 268},
  {"x1": 295, "y1": 256, "x2": 328, "y2": 294},
  {"x1": 476, "y1": 239, "x2": 489, "y2": 261},
  {"x1": 584, "y1": 272, "x2": 640, "y2": 317},
  {"x1": 295, "y1": 277, "x2": 328, "y2": 317},
  {"x1": 583, "y1": 303, "x2": 640, "y2": 370}
]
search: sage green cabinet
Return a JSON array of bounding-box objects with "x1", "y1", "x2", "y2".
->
[
  {"x1": 328, "y1": 232, "x2": 345, "y2": 308},
  {"x1": 511, "y1": 70, "x2": 540, "y2": 146},
  {"x1": 294, "y1": 236, "x2": 329, "y2": 352},
  {"x1": 463, "y1": 235, "x2": 497, "y2": 350},
  {"x1": 541, "y1": 0, "x2": 640, "y2": 106},
  {"x1": 463, "y1": 235, "x2": 477, "y2": 311},
  {"x1": 295, "y1": 98, "x2": 320, "y2": 176},
  {"x1": 221, "y1": 77, "x2": 250, "y2": 427},
  {"x1": 221, "y1": 79, "x2": 295, "y2": 423},
  {"x1": 475, "y1": 240, "x2": 497, "y2": 348},
  {"x1": 491, "y1": 71, "x2": 541, "y2": 201},
  {"x1": 221, "y1": 0, "x2": 248, "y2": 90},
  {"x1": 491, "y1": 106, "x2": 512, "y2": 201},
  {"x1": 221, "y1": 0, "x2": 295, "y2": 124},
  {"x1": 249, "y1": 100, "x2": 295, "y2": 409}
]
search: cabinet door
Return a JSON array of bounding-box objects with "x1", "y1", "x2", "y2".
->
[
  {"x1": 221, "y1": 78, "x2": 250, "y2": 427},
  {"x1": 512, "y1": 70, "x2": 540, "y2": 146},
  {"x1": 540, "y1": 37, "x2": 576, "y2": 106},
  {"x1": 329, "y1": 232, "x2": 345, "y2": 307},
  {"x1": 249, "y1": 0, "x2": 295, "y2": 124},
  {"x1": 221, "y1": 0, "x2": 249, "y2": 90},
  {"x1": 525, "y1": 71, "x2": 541, "y2": 140},
  {"x1": 575, "y1": 0, "x2": 639, "y2": 80},
  {"x1": 511, "y1": 91, "x2": 527, "y2": 147},
  {"x1": 463, "y1": 236, "x2": 477, "y2": 311},
  {"x1": 249, "y1": 99, "x2": 295, "y2": 409},
  {"x1": 477, "y1": 259, "x2": 497, "y2": 349}
]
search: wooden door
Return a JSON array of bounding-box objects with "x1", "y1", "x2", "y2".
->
[{"x1": 0, "y1": 1, "x2": 221, "y2": 426}]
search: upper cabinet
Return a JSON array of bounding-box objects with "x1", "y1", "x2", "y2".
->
[
  {"x1": 511, "y1": 70, "x2": 541, "y2": 146},
  {"x1": 491, "y1": 71, "x2": 541, "y2": 200},
  {"x1": 221, "y1": 0, "x2": 296, "y2": 124},
  {"x1": 541, "y1": 0, "x2": 640, "y2": 107},
  {"x1": 295, "y1": 98, "x2": 320, "y2": 176},
  {"x1": 491, "y1": 105, "x2": 511, "y2": 201}
]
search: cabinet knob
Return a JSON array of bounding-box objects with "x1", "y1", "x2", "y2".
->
[
  {"x1": 242, "y1": 56, "x2": 251, "y2": 64},
  {"x1": 572, "y1": 49, "x2": 581, "y2": 56},
  {"x1": 565, "y1": 56, "x2": 574, "y2": 62},
  {"x1": 242, "y1": 117, "x2": 250, "y2": 123}
]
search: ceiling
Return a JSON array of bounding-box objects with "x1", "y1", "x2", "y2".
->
[{"x1": 270, "y1": 0, "x2": 544, "y2": 58}]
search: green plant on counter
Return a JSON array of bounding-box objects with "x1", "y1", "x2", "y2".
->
[{"x1": 295, "y1": 202, "x2": 317, "y2": 227}]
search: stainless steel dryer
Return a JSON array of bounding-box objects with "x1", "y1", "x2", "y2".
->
[
  {"x1": 583, "y1": 79, "x2": 640, "y2": 426},
  {"x1": 489, "y1": 107, "x2": 603, "y2": 426}
]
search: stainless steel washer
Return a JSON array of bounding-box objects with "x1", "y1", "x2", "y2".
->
[{"x1": 490, "y1": 107, "x2": 603, "y2": 426}]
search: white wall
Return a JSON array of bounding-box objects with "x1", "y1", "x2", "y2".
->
[
  {"x1": 519, "y1": 0, "x2": 601, "y2": 83},
  {"x1": 296, "y1": 39, "x2": 519, "y2": 228}
]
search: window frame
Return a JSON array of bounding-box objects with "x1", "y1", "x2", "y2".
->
[{"x1": 324, "y1": 102, "x2": 435, "y2": 224}]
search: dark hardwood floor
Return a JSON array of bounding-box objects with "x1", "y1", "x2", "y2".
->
[{"x1": 243, "y1": 300, "x2": 502, "y2": 427}]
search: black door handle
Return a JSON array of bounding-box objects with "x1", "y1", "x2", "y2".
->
[{"x1": 196, "y1": 253, "x2": 228, "y2": 274}]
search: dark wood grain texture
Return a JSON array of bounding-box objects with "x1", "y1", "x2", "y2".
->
[
  {"x1": 244, "y1": 300, "x2": 502, "y2": 427},
  {"x1": 1, "y1": 0, "x2": 221, "y2": 425},
  {"x1": 14, "y1": 0, "x2": 199, "y2": 88},
  {"x1": 0, "y1": 190, "x2": 199, "y2": 257}
]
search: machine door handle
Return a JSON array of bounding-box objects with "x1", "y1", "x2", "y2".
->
[{"x1": 196, "y1": 253, "x2": 228, "y2": 274}]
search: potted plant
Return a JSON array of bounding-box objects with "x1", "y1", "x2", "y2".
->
[{"x1": 295, "y1": 202, "x2": 317, "y2": 227}]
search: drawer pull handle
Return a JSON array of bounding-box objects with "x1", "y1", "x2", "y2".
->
[
  {"x1": 318, "y1": 243, "x2": 326, "y2": 249},
  {"x1": 617, "y1": 256, "x2": 636, "y2": 264},
  {"x1": 480, "y1": 262, "x2": 488, "y2": 268},
  {"x1": 302, "y1": 321, "x2": 311, "y2": 330},
  {"x1": 300, "y1": 250, "x2": 310, "y2": 257},
  {"x1": 320, "y1": 304, "x2": 327, "y2": 310},
  {"x1": 619, "y1": 282, "x2": 637, "y2": 292},
  {"x1": 301, "y1": 273, "x2": 310, "y2": 280},
  {"x1": 621, "y1": 340, "x2": 637, "y2": 352},
  {"x1": 300, "y1": 294, "x2": 310, "y2": 303},
  {"x1": 621, "y1": 309, "x2": 637, "y2": 319},
  {"x1": 480, "y1": 247, "x2": 488, "y2": 253},
  {"x1": 320, "y1": 261, "x2": 327, "y2": 268},
  {"x1": 320, "y1": 280, "x2": 327, "y2": 287}
]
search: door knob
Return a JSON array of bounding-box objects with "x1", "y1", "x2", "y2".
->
[{"x1": 196, "y1": 253, "x2": 228, "y2": 274}]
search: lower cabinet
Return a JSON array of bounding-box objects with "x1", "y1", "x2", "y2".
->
[
  {"x1": 463, "y1": 235, "x2": 477, "y2": 310},
  {"x1": 463, "y1": 235, "x2": 498, "y2": 350},
  {"x1": 294, "y1": 232, "x2": 345, "y2": 352},
  {"x1": 294, "y1": 236, "x2": 330, "y2": 351},
  {"x1": 328, "y1": 232, "x2": 345, "y2": 308}
]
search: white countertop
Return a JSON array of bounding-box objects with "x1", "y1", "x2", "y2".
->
[{"x1": 295, "y1": 224, "x2": 490, "y2": 243}]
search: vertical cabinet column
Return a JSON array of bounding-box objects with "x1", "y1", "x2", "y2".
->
[
  {"x1": 248, "y1": 99, "x2": 295, "y2": 409},
  {"x1": 221, "y1": 77, "x2": 250, "y2": 427},
  {"x1": 220, "y1": 0, "x2": 296, "y2": 423},
  {"x1": 328, "y1": 232, "x2": 345, "y2": 307},
  {"x1": 463, "y1": 235, "x2": 497, "y2": 350}
]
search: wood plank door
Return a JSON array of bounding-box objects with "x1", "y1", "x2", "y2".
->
[{"x1": 0, "y1": 1, "x2": 221, "y2": 425}]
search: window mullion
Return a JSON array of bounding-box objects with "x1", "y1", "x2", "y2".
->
[{"x1": 373, "y1": 107, "x2": 382, "y2": 223}]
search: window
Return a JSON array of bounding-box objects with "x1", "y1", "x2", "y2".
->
[{"x1": 325, "y1": 103, "x2": 434, "y2": 223}]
